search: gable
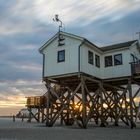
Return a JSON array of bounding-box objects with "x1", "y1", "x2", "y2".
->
[{"x1": 39, "y1": 31, "x2": 84, "y2": 53}]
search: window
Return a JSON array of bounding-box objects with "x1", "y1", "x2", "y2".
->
[
  {"x1": 57, "y1": 50, "x2": 65, "y2": 62},
  {"x1": 105, "y1": 56, "x2": 112, "y2": 67},
  {"x1": 88, "y1": 51, "x2": 93, "y2": 65},
  {"x1": 114, "y1": 54, "x2": 122, "y2": 65},
  {"x1": 95, "y1": 54, "x2": 100, "y2": 67}
]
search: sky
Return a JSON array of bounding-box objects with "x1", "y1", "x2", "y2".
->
[{"x1": 0, "y1": 0, "x2": 140, "y2": 116}]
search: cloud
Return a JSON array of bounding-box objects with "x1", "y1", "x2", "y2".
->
[{"x1": 32, "y1": 0, "x2": 140, "y2": 26}]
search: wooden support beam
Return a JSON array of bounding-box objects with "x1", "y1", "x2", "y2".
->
[
  {"x1": 38, "y1": 108, "x2": 40, "y2": 123},
  {"x1": 27, "y1": 108, "x2": 39, "y2": 122},
  {"x1": 81, "y1": 76, "x2": 87, "y2": 128},
  {"x1": 128, "y1": 79, "x2": 136, "y2": 129},
  {"x1": 99, "y1": 82, "x2": 106, "y2": 127},
  {"x1": 114, "y1": 90, "x2": 119, "y2": 126},
  {"x1": 50, "y1": 106, "x2": 65, "y2": 126},
  {"x1": 41, "y1": 108, "x2": 45, "y2": 123},
  {"x1": 28, "y1": 107, "x2": 32, "y2": 122},
  {"x1": 45, "y1": 82, "x2": 51, "y2": 126},
  {"x1": 83, "y1": 75, "x2": 100, "y2": 84}
]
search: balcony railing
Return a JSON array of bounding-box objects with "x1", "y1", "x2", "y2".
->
[{"x1": 131, "y1": 60, "x2": 140, "y2": 75}]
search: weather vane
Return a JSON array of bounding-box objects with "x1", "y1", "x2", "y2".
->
[
  {"x1": 53, "y1": 14, "x2": 65, "y2": 46},
  {"x1": 53, "y1": 14, "x2": 64, "y2": 32}
]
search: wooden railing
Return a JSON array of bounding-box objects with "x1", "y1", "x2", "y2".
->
[
  {"x1": 26, "y1": 96, "x2": 47, "y2": 107},
  {"x1": 131, "y1": 61, "x2": 140, "y2": 75}
]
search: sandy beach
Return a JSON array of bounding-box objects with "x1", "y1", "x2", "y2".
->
[{"x1": 0, "y1": 117, "x2": 140, "y2": 140}]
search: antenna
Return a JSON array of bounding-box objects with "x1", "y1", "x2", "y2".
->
[
  {"x1": 136, "y1": 31, "x2": 140, "y2": 40},
  {"x1": 53, "y1": 15, "x2": 65, "y2": 46},
  {"x1": 53, "y1": 14, "x2": 63, "y2": 32}
]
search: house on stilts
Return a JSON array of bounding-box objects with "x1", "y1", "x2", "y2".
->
[{"x1": 27, "y1": 31, "x2": 140, "y2": 128}]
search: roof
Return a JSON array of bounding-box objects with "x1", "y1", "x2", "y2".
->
[
  {"x1": 39, "y1": 31, "x2": 84, "y2": 53},
  {"x1": 101, "y1": 40, "x2": 137, "y2": 52},
  {"x1": 39, "y1": 31, "x2": 101, "y2": 53},
  {"x1": 39, "y1": 31, "x2": 138, "y2": 53}
]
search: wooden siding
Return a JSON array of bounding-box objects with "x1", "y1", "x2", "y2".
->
[{"x1": 42, "y1": 35, "x2": 81, "y2": 77}]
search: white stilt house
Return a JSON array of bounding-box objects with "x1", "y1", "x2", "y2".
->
[
  {"x1": 39, "y1": 31, "x2": 140, "y2": 80},
  {"x1": 38, "y1": 31, "x2": 140, "y2": 128}
]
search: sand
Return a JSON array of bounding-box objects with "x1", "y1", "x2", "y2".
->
[{"x1": 0, "y1": 117, "x2": 140, "y2": 140}]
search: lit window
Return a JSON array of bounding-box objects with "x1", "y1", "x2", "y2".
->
[
  {"x1": 88, "y1": 51, "x2": 93, "y2": 65},
  {"x1": 58, "y1": 50, "x2": 65, "y2": 62},
  {"x1": 114, "y1": 54, "x2": 122, "y2": 65},
  {"x1": 105, "y1": 56, "x2": 112, "y2": 67},
  {"x1": 95, "y1": 54, "x2": 100, "y2": 68}
]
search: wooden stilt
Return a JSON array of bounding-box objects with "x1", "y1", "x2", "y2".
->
[
  {"x1": 128, "y1": 78, "x2": 136, "y2": 129},
  {"x1": 41, "y1": 108, "x2": 44, "y2": 123},
  {"x1": 28, "y1": 107, "x2": 31, "y2": 122},
  {"x1": 99, "y1": 82, "x2": 106, "y2": 127},
  {"x1": 45, "y1": 82, "x2": 51, "y2": 126},
  {"x1": 114, "y1": 90, "x2": 119, "y2": 126},
  {"x1": 81, "y1": 76, "x2": 87, "y2": 128},
  {"x1": 38, "y1": 108, "x2": 40, "y2": 123}
]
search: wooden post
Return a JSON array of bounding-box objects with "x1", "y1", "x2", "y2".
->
[
  {"x1": 28, "y1": 107, "x2": 32, "y2": 122},
  {"x1": 41, "y1": 108, "x2": 44, "y2": 123},
  {"x1": 66, "y1": 91, "x2": 70, "y2": 125},
  {"x1": 99, "y1": 82, "x2": 105, "y2": 127},
  {"x1": 60, "y1": 91, "x2": 63, "y2": 125},
  {"x1": 45, "y1": 82, "x2": 51, "y2": 126},
  {"x1": 128, "y1": 78, "x2": 135, "y2": 129},
  {"x1": 81, "y1": 76, "x2": 87, "y2": 128},
  {"x1": 38, "y1": 108, "x2": 40, "y2": 123},
  {"x1": 60, "y1": 111, "x2": 63, "y2": 125},
  {"x1": 114, "y1": 90, "x2": 119, "y2": 126}
]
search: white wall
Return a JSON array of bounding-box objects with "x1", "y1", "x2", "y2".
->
[
  {"x1": 101, "y1": 49, "x2": 131, "y2": 79},
  {"x1": 43, "y1": 35, "x2": 81, "y2": 77},
  {"x1": 80, "y1": 44, "x2": 102, "y2": 78},
  {"x1": 80, "y1": 45, "x2": 135, "y2": 79}
]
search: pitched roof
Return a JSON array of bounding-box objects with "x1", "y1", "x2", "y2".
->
[
  {"x1": 101, "y1": 40, "x2": 137, "y2": 52},
  {"x1": 39, "y1": 31, "x2": 101, "y2": 53},
  {"x1": 39, "y1": 31, "x2": 84, "y2": 53},
  {"x1": 39, "y1": 31, "x2": 138, "y2": 53}
]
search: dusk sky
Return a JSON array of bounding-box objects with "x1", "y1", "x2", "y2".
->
[{"x1": 0, "y1": 0, "x2": 140, "y2": 116}]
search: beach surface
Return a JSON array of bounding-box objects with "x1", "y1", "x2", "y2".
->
[{"x1": 0, "y1": 117, "x2": 140, "y2": 140}]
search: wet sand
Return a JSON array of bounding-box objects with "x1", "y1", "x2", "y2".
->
[{"x1": 0, "y1": 117, "x2": 140, "y2": 140}]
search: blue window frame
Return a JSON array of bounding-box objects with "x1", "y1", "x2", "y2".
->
[
  {"x1": 95, "y1": 54, "x2": 100, "y2": 68},
  {"x1": 88, "y1": 51, "x2": 94, "y2": 65},
  {"x1": 105, "y1": 55, "x2": 113, "y2": 67},
  {"x1": 57, "y1": 50, "x2": 65, "y2": 62},
  {"x1": 114, "y1": 54, "x2": 122, "y2": 65}
]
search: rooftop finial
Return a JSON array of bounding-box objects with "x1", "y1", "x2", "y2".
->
[{"x1": 53, "y1": 14, "x2": 64, "y2": 32}]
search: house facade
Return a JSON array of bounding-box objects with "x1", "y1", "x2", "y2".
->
[{"x1": 39, "y1": 32, "x2": 140, "y2": 80}]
